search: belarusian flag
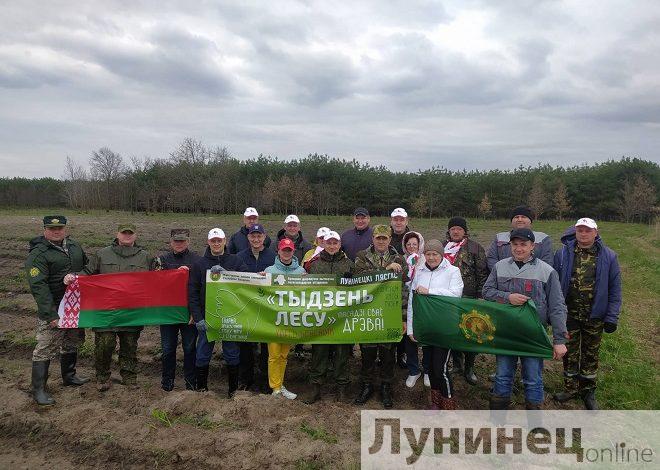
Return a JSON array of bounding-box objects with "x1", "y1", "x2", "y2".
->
[
  {"x1": 58, "y1": 270, "x2": 189, "y2": 328},
  {"x1": 412, "y1": 295, "x2": 553, "y2": 358}
]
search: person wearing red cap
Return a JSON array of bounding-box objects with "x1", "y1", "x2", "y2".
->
[{"x1": 263, "y1": 238, "x2": 306, "y2": 399}]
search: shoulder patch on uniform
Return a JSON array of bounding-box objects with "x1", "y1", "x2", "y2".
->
[{"x1": 29, "y1": 267, "x2": 40, "y2": 277}]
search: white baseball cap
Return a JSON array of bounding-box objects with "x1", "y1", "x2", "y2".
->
[
  {"x1": 244, "y1": 207, "x2": 259, "y2": 217},
  {"x1": 324, "y1": 230, "x2": 341, "y2": 241},
  {"x1": 575, "y1": 217, "x2": 598, "y2": 229},
  {"x1": 284, "y1": 214, "x2": 300, "y2": 224},
  {"x1": 391, "y1": 207, "x2": 408, "y2": 218},
  {"x1": 316, "y1": 227, "x2": 330, "y2": 238},
  {"x1": 207, "y1": 228, "x2": 226, "y2": 240}
]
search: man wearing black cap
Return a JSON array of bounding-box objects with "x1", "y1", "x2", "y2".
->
[
  {"x1": 486, "y1": 205, "x2": 553, "y2": 271},
  {"x1": 26, "y1": 216, "x2": 90, "y2": 405},
  {"x1": 443, "y1": 217, "x2": 488, "y2": 385},
  {"x1": 341, "y1": 207, "x2": 374, "y2": 261},
  {"x1": 159, "y1": 229, "x2": 200, "y2": 391},
  {"x1": 483, "y1": 228, "x2": 568, "y2": 410}
]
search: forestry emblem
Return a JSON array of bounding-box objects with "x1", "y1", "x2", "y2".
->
[{"x1": 459, "y1": 310, "x2": 495, "y2": 344}]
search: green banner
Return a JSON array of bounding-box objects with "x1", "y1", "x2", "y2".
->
[
  {"x1": 205, "y1": 270, "x2": 403, "y2": 343},
  {"x1": 412, "y1": 295, "x2": 553, "y2": 358}
]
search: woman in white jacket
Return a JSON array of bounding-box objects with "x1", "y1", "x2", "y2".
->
[{"x1": 407, "y1": 239, "x2": 464, "y2": 410}]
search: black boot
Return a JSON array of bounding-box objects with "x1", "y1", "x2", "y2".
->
[
  {"x1": 195, "y1": 366, "x2": 209, "y2": 392},
  {"x1": 489, "y1": 395, "x2": 510, "y2": 410},
  {"x1": 303, "y1": 383, "x2": 322, "y2": 405},
  {"x1": 583, "y1": 389, "x2": 599, "y2": 410},
  {"x1": 336, "y1": 384, "x2": 349, "y2": 403},
  {"x1": 161, "y1": 379, "x2": 174, "y2": 392},
  {"x1": 31, "y1": 361, "x2": 55, "y2": 406},
  {"x1": 354, "y1": 383, "x2": 374, "y2": 405},
  {"x1": 227, "y1": 365, "x2": 239, "y2": 398},
  {"x1": 61, "y1": 353, "x2": 90, "y2": 386},
  {"x1": 381, "y1": 383, "x2": 393, "y2": 409},
  {"x1": 449, "y1": 352, "x2": 464, "y2": 375},
  {"x1": 463, "y1": 353, "x2": 478, "y2": 386}
]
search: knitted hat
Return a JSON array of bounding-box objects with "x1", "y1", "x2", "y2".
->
[
  {"x1": 447, "y1": 216, "x2": 468, "y2": 232},
  {"x1": 424, "y1": 239, "x2": 444, "y2": 254},
  {"x1": 510, "y1": 205, "x2": 534, "y2": 221}
]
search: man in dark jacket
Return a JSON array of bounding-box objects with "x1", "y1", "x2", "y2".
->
[
  {"x1": 159, "y1": 229, "x2": 200, "y2": 391},
  {"x1": 341, "y1": 207, "x2": 373, "y2": 261},
  {"x1": 26, "y1": 215, "x2": 90, "y2": 405},
  {"x1": 189, "y1": 228, "x2": 248, "y2": 396},
  {"x1": 553, "y1": 218, "x2": 622, "y2": 410},
  {"x1": 443, "y1": 217, "x2": 488, "y2": 385},
  {"x1": 227, "y1": 207, "x2": 272, "y2": 254},
  {"x1": 353, "y1": 225, "x2": 405, "y2": 409},
  {"x1": 236, "y1": 224, "x2": 276, "y2": 391},
  {"x1": 389, "y1": 207, "x2": 410, "y2": 369},
  {"x1": 275, "y1": 214, "x2": 312, "y2": 262},
  {"x1": 486, "y1": 205, "x2": 553, "y2": 271}
]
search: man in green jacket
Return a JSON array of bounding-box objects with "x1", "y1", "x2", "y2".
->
[
  {"x1": 77, "y1": 223, "x2": 159, "y2": 391},
  {"x1": 26, "y1": 215, "x2": 90, "y2": 405},
  {"x1": 353, "y1": 224, "x2": 405, "y2": 409}
]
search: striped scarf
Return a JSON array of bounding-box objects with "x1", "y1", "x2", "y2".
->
[{"x1": 443, "y1": 239, "x2": 466, "y2": 265}]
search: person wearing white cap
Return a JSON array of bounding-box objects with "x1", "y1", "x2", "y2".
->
[
  {"x1": 275, "y1": 214, "x2": 312, "y2": 263},
  {"x1": 188, "y1": 228, "x2": 249, "y2": 396},
  {"x1": 302, "y1": 227, "x2": 330, "y2": 269},
  {"x1": 389, "y1": 208, "x2": 410, "y2": 256},
  {"x1": 553, "y1": 218, "x2": 622, "y2": 410},
  {"x1": 227, "y1": 207, "x2": 272, "y2": 254},
  {"x1": 302, "y1": 230, "x2": 355, "y2": 404}
]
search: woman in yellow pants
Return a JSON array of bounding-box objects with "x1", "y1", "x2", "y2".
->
[{"x1": 264, "y1": 238, "x2": 307, "y2": 399}]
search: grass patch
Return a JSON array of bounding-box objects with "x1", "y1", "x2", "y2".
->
[
  {"x1": 299, "y1": 422, "x2": 338, "y2": 444},
  {"x1": 295, "y1": 459, "x2": 325, "y2": 470},
  {"x1": 0, "y1": 331, "x2": 37, "y2": 348},
  {"x1": 0, "y1": 271, "x2": 29, "y2": 294}
]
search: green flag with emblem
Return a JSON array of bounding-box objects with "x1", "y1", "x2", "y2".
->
[{"x1": 412, "y1": 295, "x2": 553, "y2": 358}]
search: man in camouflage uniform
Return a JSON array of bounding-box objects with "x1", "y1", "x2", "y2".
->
[
  {"x1": 353, "y1": 224, "x2": 405, "y2": 409},
  {"x1": 443, "y1": 217, "x2": 488, "y2": 385},
  {"x1": 553, "y1": 218, "x2": 622, "y2": 409},
  {"x1": 75, "y1": 223, "x2": 159, "y2": 391},
  {"x1": 26, "y1": 216, "x2": 90, "y2": 405}
]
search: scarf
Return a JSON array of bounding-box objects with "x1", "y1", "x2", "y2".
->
[{"x1": 443, "y1": 238, "x2": 466, "y2": 265}]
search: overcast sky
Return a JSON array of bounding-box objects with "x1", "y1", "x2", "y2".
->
[{"x1": 1, "y1": 0, "x2": 658, "y2": 178}]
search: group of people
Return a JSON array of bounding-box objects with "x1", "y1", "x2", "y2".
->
[{"x1": 25, "y1": 205, "x2": 622, "y2": 411}]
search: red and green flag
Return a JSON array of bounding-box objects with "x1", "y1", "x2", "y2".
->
[
  {"x1": 412, "y1": 295, "x2": 553, "y2": 358},
  {"x1": 58, "y1": 270, "x2": 189, "y2": 328}
]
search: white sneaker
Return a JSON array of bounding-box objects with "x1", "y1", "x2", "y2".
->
[
  {"x1": 423, "y1": 374, "x2": 430, "y2": 387},
  {"x1": 280, "y1": 385, "x2": 297, "y2": 400},
  {"x1": 405, "y1": 373, "x2": 421, "y2": 388},
  {"x1": 272, "y1": 388, "x2": 283, "y2": 397}
]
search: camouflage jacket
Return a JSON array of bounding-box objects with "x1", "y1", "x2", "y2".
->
[
  {"x1": 566, "y1": 244, "x2": 598, "y2": 318},
  {"x1": 25, "y1": 236, "x2": 88, "y2": 321},
  {"x1": 307, "y1": 249, "x2": 355, "y2": 275},
  {"x1": 443, "y1": 238, "x2": 488, "y2": 299}
]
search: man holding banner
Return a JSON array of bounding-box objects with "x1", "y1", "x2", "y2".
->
[{"x1": 483, "y1": 228, "x2": 568, "y2": 410}]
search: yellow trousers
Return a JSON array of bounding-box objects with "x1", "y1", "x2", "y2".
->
[{"x1": 267, "y1": 343, "x2": 291, "y2": 390}]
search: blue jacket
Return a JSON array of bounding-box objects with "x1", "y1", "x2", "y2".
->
[
  {"x1": 188, "y1": 247, "x2": 248, "y2": 322},
  {"x1": 160, "y1": 248, "x2": 200, "y2": 270},
  {"x1": 264, "y1": 255, "x2": 306, "y2": 275},
  {"x1": 340, "y1": 226, "x2": 374, "y2": 261},
  {"x1": 227, "y1": 226, "x2": 272, "y2": 254},
  {"x1": 237, "y1": 247, "x2": 276, "y2": 273},
  {"x1": 553, "y1": 227, "x2": 622, "y2": 324}
]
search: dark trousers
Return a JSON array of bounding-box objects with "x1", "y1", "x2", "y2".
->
[
  {"x1": 359, "y1": 343, "x2": 395, "y2": 385},
  {"x1": 309, "y1": 344, "x2": 351, "y2": 385},
  {"x1": 239, "y1": 342, "x2": 268, "y2": 385},
  {"x1": 404, "y1": 335, "x2": 431, "y2": 376},
  {"x1": 429, "y1": 346, "x2": 453, "y2": 398},
  {"x1": 160, "y1": 323, "x2": 197, "y2": 389}
]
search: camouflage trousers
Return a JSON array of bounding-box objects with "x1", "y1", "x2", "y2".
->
[
  {"x1": 94, "y1": 331, "x2": 140, "y2": 383},
  {"x1": 563, "y1": 314, "x2": 604, "y2": 393},
  {"x1": 32, "y1": 319, "x2": 84, "y2": 361}
]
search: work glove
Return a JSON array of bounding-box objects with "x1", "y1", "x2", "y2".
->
[
  {"x1": 603, "y1": 322, "x2": 617, "y2": 333},
  {"x1": 210, "y1": 264, "x2": 226, "y2": 275},
  {"x1": 195, "y1": 320, "x2": 207, "y2": 333}
]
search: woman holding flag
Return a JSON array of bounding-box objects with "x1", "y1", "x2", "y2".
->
[{"x1": 406, "y1": 239, "x2": 464, "y2": 410}]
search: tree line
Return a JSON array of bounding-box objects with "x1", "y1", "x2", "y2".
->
[{"x1": 1, "y1": 138, "x2": 658, "y2": 222}]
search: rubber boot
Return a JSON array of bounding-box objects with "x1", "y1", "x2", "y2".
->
[
  {"x1": 429, "y1": 389, "x2": 442, "y2": 410},
  {"x1": 381, "y1": 383, "x2": 393, "y2": 409},
  {"x1": 583, "y1": 389, "x2": 599, "y2": 410},
  {"x1": 439, "y1": 396, "x2": 458, "y2": 410},
  {"x1": 60, "y1": 353, "x2": 90, "y2": 386},
  {"x1": 303, "y1": 383, "x2": 322, "y2": 405},
  {"x1": 195, "y1": 365, "x2": 209, "y2": 392},
  {"x1": 449, "y1": 352, "x2": 464, "y2": 375},
  {"x1": 463, "y1": 353, "x2": 478, "y2": 386},
  {"x1": 31, "y1": 360, "x2": 55, "y2": 406},
  {"x1": 227, "y1": 365, "x2": 239, "y2": 398},
  {"x1": 489, "y1": 395, "x2": 510, "y2": 410},
  {"x1": 525, "y1": 401, "x2": 543, "y2": 410},
  {"x1": 336, "y1": 384, "x2": 349, "y2": 403},
  {"x1": 161, "y1": 379, "x2": 174, "y2": 392},
  {"x1": 553, "y1": 390, "x2": 578, "y2": 403},
  {"x1": 354, "y1": 383, "x2": 374, "y2": 405}
]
